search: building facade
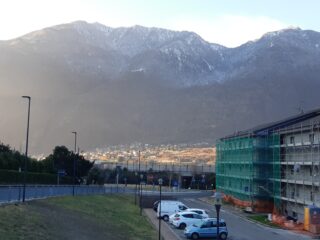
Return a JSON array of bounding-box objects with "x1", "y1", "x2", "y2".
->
[{"x1": 216, "y1": 109, "x2": 320, "y2": 221}]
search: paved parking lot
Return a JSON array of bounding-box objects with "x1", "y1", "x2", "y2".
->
[{"x1": 151, "y1": 198, "x2": 312, "y2": 240}]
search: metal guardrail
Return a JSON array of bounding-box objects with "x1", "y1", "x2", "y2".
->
[{"x1": 0, "y1": 185, "x2": 126, "y2": 204}]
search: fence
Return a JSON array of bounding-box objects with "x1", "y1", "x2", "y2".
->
[
  {"x1": 102, "y1": 162, "x2": 215, "y2": 174},
  {"x1": 0, "y1": 185, "x2": 126, "y2": 204}
]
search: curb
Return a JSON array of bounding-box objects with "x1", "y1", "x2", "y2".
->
[{"x1": 143, "y1": 209, "x2": 181, "y2": 240}]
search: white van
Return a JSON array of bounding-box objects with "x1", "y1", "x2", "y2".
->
[{"x1": 157, "y1": 201, "x2": 188, "y2": 221}]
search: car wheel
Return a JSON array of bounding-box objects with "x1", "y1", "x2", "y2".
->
[
  {"x1": 163, "y1": 215, "x2": 169, "y2": 221},
  {"x1": 179, "y1": 223, "x2": 186, "y2": 229},
  {"x1": 219, "y1": 232, "x2": 227, "y2": 240},
  {"x1": 191, "y1": 233, "x2": 199, "y2": 240}
]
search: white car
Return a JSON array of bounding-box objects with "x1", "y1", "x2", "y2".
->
[
  {"x1": 185, "y1": 208, "x2": 209, "y2": 218},
  {"x1": 157, "y1": 201, "x2": 188, "y2": 221},
  {"x1": 169, "y1": 208, "x2": 209, "y2": 224},
  {"x1": 169, "y1": 213, "x2": 176, "y2": 224},
  {"x1": 171, "y1": 212, "x2": 205, "y2": 229}
]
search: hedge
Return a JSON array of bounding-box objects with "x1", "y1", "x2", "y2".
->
[{"x1": 0, "y1": 169, "x2": 73, "y2": 184}]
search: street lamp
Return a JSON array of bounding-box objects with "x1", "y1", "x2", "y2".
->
[
  {"x1": 22, "y1": 96, "x2": 31, "y2": 203},
  {"x1": 214, "y1": 192, "x2": 222, "y2": 240},
  {"x1": 158, "y1": 178, "x2": 163, "y2": 240},
  {"x1": 136, "y1": 150, "x2": 141, "y2": 206},
  {"x1": 140, "y1": 173, "x2": 143, "y2": 216},
  {"x1": 134, "y1": 171, "x2": 138, "y2": 205},
  {"x1": 71, "y1": 131, "x2": 77, "y2": 196}
]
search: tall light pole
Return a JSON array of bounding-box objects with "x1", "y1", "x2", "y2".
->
[
  {"x1": 214, "y1": 192, "x2": 222, "y2": 240},
  {"x1": 136, "y1": 150, "x2": 141, "y2": 207},
  {"x1": 158, "y1": 178, "x2": 163, "y2": 240},
  {"x1": 134, "y1": 171, "x2": 138, "y2": 205},
  {"x1": 71, "y1": 131, "x2": 77, "y2": 196},
  {"x1": 140, "y1": 173, "x2": 143, "y2": 216},
  {"x1": 22, "y1": 96, "x2": 31, "y2": 203}
]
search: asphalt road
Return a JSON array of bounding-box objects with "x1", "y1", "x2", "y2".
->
[{"x1": 164, "y1": 198, "x2": 312, "y2": 240}]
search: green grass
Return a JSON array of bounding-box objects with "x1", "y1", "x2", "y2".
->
[
  {"x1": 0, "y1": 195, "x2": 157, "y2": 240},
  {"x1": 0, "y1": 203, "x2": 50, "y2": 240},
  {"x1": 248, "y1": 215, "x2": 280, "y2": 228},
  {"x1": 49, "y1": 195, "x2": 157, "y2": 239}
]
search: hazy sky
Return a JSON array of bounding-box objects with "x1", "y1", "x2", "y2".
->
[{"x1": 1, "y1": 0, "x2": 319, "y2": 47}]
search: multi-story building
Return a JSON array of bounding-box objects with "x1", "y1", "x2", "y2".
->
[{"x1": 216, "y1": 108, "x2": 320, "y2": 222}]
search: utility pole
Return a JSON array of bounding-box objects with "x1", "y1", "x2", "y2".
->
[
  {"x1": 22, "y1": 96, "x2": 31, "y2": 203},
  {"x1": 138, "y1": 150, "x2": 142, "y2": 214},
  {"x1": 72, "y1": 131, "x2": 77, "y2": 196}
]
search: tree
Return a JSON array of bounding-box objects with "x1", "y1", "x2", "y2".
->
[
  {"x1": 45, "y1": 146, "x2": 94, "y2": 179},
  {"x1": 87, "y1": 166, "x2": 109, "y2": 185},
  {"x1": 0, "y1": 142, "x2": 11, "y2": 153}
]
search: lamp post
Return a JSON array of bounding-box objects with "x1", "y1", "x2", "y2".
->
[
  {"x1": 158, "y1": 178, "x2": 163, "y2": 240},
  {"x1": 134, "y1": 171, "x2": 138, "y2": 205},
  {"x1": 22, "y1": 96, "x2": 31, "y2": 203},
  {"x1": 71, "y1": 131, "x2": 77, "y2": 196},
  {"x1": 140, "y1": 173, "x2": 143, "y2": 216},
  {"x1": 214, "y1": 192, "x2": 222, "y2": 240}
]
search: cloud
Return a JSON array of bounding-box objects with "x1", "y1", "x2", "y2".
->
[{"x1": 171, "y1": 15, "x2": 289, "y2": 47}]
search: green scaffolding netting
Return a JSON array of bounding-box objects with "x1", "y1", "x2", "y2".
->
[{"x1": 216, "y1": 134, "x2": 281, "y2": 207}]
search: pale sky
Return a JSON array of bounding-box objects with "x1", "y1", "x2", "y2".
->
[{"x1": 0, "y1": 0, "x2": 319, "y2": 47}]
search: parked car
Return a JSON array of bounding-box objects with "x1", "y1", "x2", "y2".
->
[
  {"x1": 172, "y1": 212, "x2": 205, "y2": 229},
  {"x1": 185, "y1": 208, "x2": 209, "y2": 218},
  {"x1": 169, "y1": 212, "x2": 177, "y2": 224},
  {"x1": 157, "y1": 201, "x2": 188, "y2": 221},
  {"x1": 153, "y1": 200, "x2": 180, "y2": 212},
  {"x1": 153, "y1": 200, "x2": 160, "y2": 211},
  {"x1": 169, "y1": 208, "x2": 208, "y2": 224},
  {"x1": 184, "y1": 218, "x2": 228, "y2": 240}
]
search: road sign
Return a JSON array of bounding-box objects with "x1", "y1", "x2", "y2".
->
[
  {"x1": 58, "y1": 169, "x2": 66, "y2": 176},
  {"x1": 173, "y1": 180, "x2": 178, "y2": 187}
]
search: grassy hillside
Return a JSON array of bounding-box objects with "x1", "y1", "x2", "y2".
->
[{"x1": 0, "y1": 195, "x2": 157, "y2": 240}]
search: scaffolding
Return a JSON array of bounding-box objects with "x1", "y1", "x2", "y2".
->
[
  {"x1": 216, "y1": 134, "x2": 280, "y2": 211},
  {"x1": 217, "y1": 118, "x2": 320, "y2": 220},
  {"x1": 274, "y1": 119, "x2": 320, "y2": 220}
]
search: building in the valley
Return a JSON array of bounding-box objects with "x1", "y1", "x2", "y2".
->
[{"x1": 216, "y1": 108, "x2": 320, "y2": 222}]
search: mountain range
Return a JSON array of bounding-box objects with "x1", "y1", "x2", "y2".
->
[{"x1": 1, "y1": 21, "x2": 320, "y2": 154}]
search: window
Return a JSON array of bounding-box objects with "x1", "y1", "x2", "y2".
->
[
  {"x1": 315, "y1": 166, "x2": 319, "y2": 176},
  {"x1": 182, "y1": 214, "x2": 193, "y2": 218},
  {"x1": 194, "y1": 211, "x2": 202, "y2": 214},
  {"x1": 290, "y1": 136, "x2": 295, "y2": 144},
  {"x1": 293, "y1": 211, "x2": 297, "y2": 218},
  {"x1": 291, "y1": 191, "x2": 295, "y2": 199},
  {"x1": 202, "y1": 221, "x2": 212, "y2": 228},
  {"x1": 309, "y1": 134, "x2": 315, "y2": 143},
  {"x1": 311, "y1": 191, "x2": 314, "y2": 201},
  {"x1": 219, "y1": 222, "x2": 226, "y2": 227},
  {"x1": 179, "y1": 205, "x2": 187, "y2": 210},
  {"x1": 211, "y1": 222, "x2": 226, "y2": 227},
  {"x1": 193, "y1": 214, "x2": 203, "y2": 219}
]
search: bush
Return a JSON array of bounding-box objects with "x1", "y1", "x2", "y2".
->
[{"x1": 0, "y1": 169, "x2": 73, "y2": 184}]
